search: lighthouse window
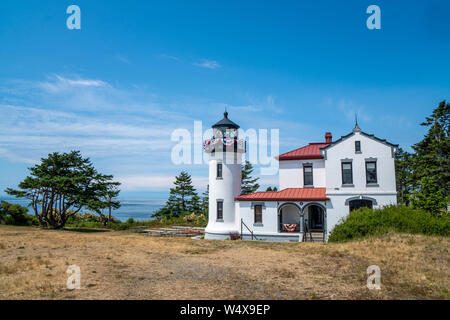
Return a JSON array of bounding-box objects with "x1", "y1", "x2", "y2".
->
[
  {"x1": 254, "y1": 205, "x2": 263, "y2": 224},
  {"x1": 217, "y1": 200, "x2": 223, "y2": 220},
  {"x1": 217, "y1": 163, "x2": 222, "y2": 179}
]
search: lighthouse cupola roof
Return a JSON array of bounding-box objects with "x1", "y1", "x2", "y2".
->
[{"x1": 212, "y1": 111, "x2": 240, "y2": 130}]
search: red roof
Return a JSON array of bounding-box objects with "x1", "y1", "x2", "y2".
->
[
  {"x1": 235, "y1": 188, "x2": 329, "y2": 202},
  {"x1": 277, "y1": 143, "x2": 329, "y2": 161}
]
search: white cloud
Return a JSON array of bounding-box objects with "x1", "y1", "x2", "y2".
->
[
  {"x1": 37, "y1": 75, "x2": 107, "y2": 93},
  {"x1": 155, "y1": 54, "x2": 180, "y2": 61},
  {"x1": 0, "y1": 148, "x2": 36, "y2": 164},
  {"x1": 193, "y1": 59, "x2": 220, "y2": 69}
]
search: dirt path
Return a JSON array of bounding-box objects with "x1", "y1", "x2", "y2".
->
[{"x1": 0, "y1": 225, "x2": 448, "y2": 299}]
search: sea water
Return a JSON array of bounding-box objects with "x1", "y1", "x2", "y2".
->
[{"x1": 0, "y1": 197, "x2": 165, "y2": 222}]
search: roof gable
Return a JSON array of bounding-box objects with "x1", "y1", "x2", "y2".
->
[{"x1": 320, "y1": 129, "x2": 398, "y2": 153}]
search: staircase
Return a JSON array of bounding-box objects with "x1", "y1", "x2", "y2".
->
[
  {"x1": 309, "y1": 232, "x2": 325, "y2": 243},
  {"x1": 302, "y1": 224, "x2": 325, "y2": 243}
]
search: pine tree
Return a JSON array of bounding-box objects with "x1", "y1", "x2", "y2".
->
[
  {"x1": 188, "y1": 194, "x2": 202, "y2": 214},
  {"x1": 241, "y1": 161, "x2": 260, "y2": 194},
  {"x1": 410, "y1": 101, "x2": 449, "y2": 213},
  {"x1": 411, "y1": 176, "x2": 448, "y2": 215},
  {"x1": 5, "y1": 151, "x2": 120, "y2": 229},
  {"x1": 412, "y1": 101, "x2": 449, "y2": 192},
  {"x1": 395, "y1": 148, "x2": 413, "y2": 206},
  {"x1": 152, "y1": 171, "x2": 198, "y2": 218},
  {"x1": 201, "y1": 185, "x2": 209, "y2": 216}
]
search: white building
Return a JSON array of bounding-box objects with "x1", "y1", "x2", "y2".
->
[{"x1": 204, "y1": 113, "x2": 398, "y2": 242}]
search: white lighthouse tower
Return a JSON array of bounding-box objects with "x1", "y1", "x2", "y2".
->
[{"x1": 204, "y1": 112, "x2": 245, "y2": 240}]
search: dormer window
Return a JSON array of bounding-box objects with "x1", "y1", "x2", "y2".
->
[
  {"x1": 303, "y1": 165, "x2": 313, "y2": 187},
  {"x1": 355, "y1": 141, "x2": 361, "y2": 153}
]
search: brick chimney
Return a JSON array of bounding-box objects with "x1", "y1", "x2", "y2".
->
[{"x1": 325, "y1": 132, "x2": 332, "y2": 144}]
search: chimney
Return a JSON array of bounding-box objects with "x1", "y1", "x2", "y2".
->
[{"x1": 325, "y1": 132, "x2": 332, "y2": 144}]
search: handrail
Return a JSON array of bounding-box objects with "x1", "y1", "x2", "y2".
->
[
  {"x1": 303, "y1": 221, "x2": 313, "y2": 242},
  {"x1": 241, "y1": 219, "x2": 258, "y2": 240}
]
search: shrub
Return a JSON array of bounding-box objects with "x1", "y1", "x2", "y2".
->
[
  {"x1": 183, "y1": 213, "x2": 207, "y2": 225},
  {"x1": 328, "y1": 205, "x2": 450, "y2": 242},
  {"x1": 0, "y1": 201, "x2": 39, "y2": 226}
]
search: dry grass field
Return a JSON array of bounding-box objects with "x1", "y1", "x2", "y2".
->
[{"x1": 0, "y1": 225, "x2": 448, "y2": 300}]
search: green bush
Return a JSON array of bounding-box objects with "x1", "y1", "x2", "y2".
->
[
  {"x1": 2, "y1": 206, "x2": 208, "y2": 231},
  {"x1": 0, "y1": 201, "x2": 39, "y2": 226},
  {"x1": 328, "y1": 205, "x2": 450, "y2": 242}
]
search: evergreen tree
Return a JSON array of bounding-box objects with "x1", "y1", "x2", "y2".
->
[
  {"x1": 411, "y1": 176, "x2": 448, "y2": 215},
  {"x1": 188, "y1": 194, "x2": 202, "y2": 214},
  {"x1": 152, "y1": 171, "x2": 198, "y2": 218},
  {"x1": 201, "y1": 185, "x2": 209, "y2": 216},
  {"x1": 410, "y1": 100, "x2": 449, "y2": 212},
  {"x1": 241, "y1": 161, "x2": 260, "y2": 194},
  {"x1": 5, "y1": 151, "x2": 120, "y2": 229},
  {"x1": 266, "y1": 186, "x2": 278, "y2": 192},
  {"x1": 395, "y1": 148, "x2": 413, "y2": 206}
]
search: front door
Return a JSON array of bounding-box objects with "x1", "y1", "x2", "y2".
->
[{"x1": 309, "y1": 206, "x2": 323, "y2": 231}]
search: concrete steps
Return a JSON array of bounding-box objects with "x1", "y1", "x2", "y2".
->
[{"x1": 303, "y1": 232, "x2": 325, "y2": 243}]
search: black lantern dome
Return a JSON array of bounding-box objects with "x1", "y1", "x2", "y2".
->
[{"x1": 212, "y1": 111, "x2": 240, "y2": 130}]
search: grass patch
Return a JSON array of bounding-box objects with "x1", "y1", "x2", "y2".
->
[{"x1": 329, "y1": 205, "x2": 450, "y2": 243}]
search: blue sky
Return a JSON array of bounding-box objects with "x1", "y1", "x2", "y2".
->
[{"x1": 0, "y1": 0, "x2": 449, "y2": 199}]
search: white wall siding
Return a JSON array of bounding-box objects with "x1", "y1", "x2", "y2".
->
[
  {"x1": 279, "y1": 159, "x2": 326, "y2": 189},
  {"x1": 205, "y1": 152, "x2": 242, "y2": 238},
  {"x1": 323, "y1": 131, "x2": 397, "y2": 193},
  {"x1": 326, "y1": 194, "x2": 398, "y2": 237}
]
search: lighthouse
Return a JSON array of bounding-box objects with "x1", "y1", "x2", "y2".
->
[{"x1": 204, "y1": 112, "x2": 245, "y2": 239}]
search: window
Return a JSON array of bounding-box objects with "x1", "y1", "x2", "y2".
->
[
  {"x1": 217, "y1": 200, "x2": 223, "y2": 220},
  {"x1": 342, "y1": 162, "x2": 353, "y2": 185},
  {"x1": 349, "y1": 199, "x2": 373, "y2": 212},
  {"x1": 217, "y1": 163, "x2": 222, "y2": 178},
  {"x1": 303, "y1": 165, "x2": 313, "y2": 186},
  {"x1": 355, "y1": 141, "x2": 361, "y2": 153},
  {"x1": 366, "y1": 161, "x2": 377, "y2": 184},
  {"x1": 254, "y1": 205, "x2": 262, "y2": 224}
]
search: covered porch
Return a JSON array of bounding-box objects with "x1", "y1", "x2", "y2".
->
[
  {"x1": 235, "y1": 187, "x2": 329, "y2": 242},
  {"x1": 278, "y1": 202, "x2": 327, "y2": 242}
]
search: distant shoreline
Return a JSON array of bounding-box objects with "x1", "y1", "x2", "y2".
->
[{"x1": 0, "y1": 197, "x2": 164, "y2": 222}]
